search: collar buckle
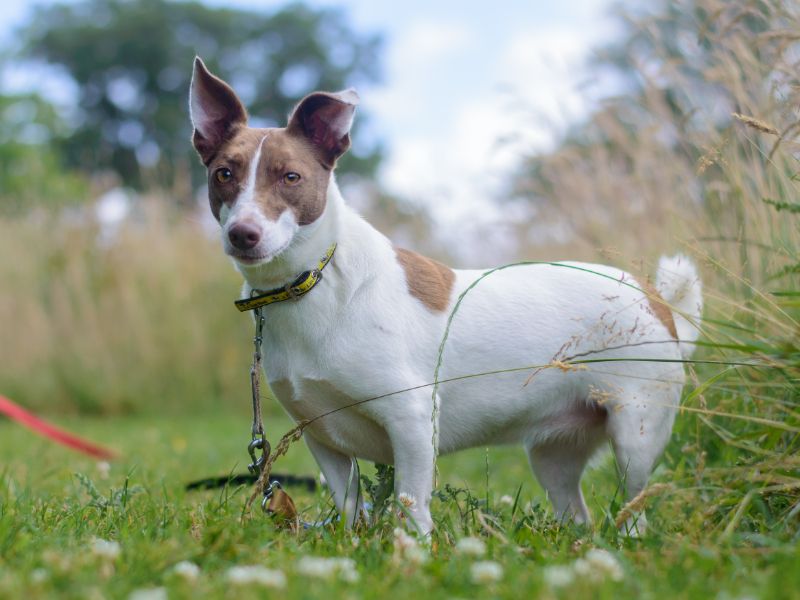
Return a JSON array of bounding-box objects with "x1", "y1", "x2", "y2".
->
[{"x1": 284, "y1": 282, "x2": 299, "y2": 301}]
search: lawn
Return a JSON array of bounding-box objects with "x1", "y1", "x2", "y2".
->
[{"x1": 1, "y1": 408, "x2": 798, "y2": 599}]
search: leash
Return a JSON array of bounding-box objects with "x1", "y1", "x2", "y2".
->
[
  {"x1": 185, "y1": 472, "x2": 316, "y2": 492},
  {"x1": 235, "y1": 243, "x2": 337, "y2": 524},
  {"x1": 0, "y1": 394, "x2": 116, "y2": 460}
]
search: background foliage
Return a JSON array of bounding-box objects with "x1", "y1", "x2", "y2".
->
[{"x1": 8, "y1": 0, "x2": 382, "y2": 197}]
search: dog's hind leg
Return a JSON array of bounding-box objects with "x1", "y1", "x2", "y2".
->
[
  {"x1": 606, "y1": 381, "x2": 680, "y2": 535},
  {"x1": 526, "y1": 432, "x2": 604, "y2": 525},
  {"x1": 304, "y1": 434, "x2": 366, "y2": 528}
]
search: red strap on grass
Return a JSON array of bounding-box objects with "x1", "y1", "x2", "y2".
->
[{"x1": 0, "y1": 394, "x2": 116, "y2": 460}]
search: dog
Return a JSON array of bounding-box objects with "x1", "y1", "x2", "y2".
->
[{"x1": 189, "y1": 57, "x2": 702, "y2": 535}]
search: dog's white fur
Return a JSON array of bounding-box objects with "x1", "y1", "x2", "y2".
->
[{"x1": 190, "y1": 61, "x2": 703, "y2": 535}]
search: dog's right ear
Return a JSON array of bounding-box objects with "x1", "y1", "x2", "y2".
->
[
  {"x1": 286, "y1": 89, "x2": 359, "y2": 168},
  {"x1": 189, "y1": 57, "x2": 247, "y2": 164}
]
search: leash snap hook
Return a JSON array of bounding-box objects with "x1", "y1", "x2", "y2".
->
[
  {"x1": 261, "y1": 480, "x2": 281, "y2": 513},
  {"x1": 247, "y1": 434, "x2": 270, "y2": 475}
]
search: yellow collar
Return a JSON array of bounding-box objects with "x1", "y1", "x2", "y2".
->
[{"x1": 234, "y1": 243, "x2": 337, "y2": 312}]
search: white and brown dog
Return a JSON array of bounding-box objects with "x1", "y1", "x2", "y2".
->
[{"x1": 189, "y1": 57, "x2": 702, "y2": 535}]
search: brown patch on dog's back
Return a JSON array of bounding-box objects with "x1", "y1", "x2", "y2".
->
[
  {"x1": 642, "y1": 282, "x2": 678, "y2": 339},
  {"x1": 395, "y1": 248, "x2": 455, "y2": 312}
]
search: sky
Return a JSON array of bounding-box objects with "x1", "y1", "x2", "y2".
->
[{"x1": 0, "y1": 0, "x2": 621, "y2": 259}]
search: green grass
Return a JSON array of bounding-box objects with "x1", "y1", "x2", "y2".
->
[{"x1": 1, "y1": 408, "x2": 798, "y2": 599}]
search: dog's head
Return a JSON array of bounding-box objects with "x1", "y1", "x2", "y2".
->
[{"x1": 189, "y1": 57, "x2": 357, "y2": 266}]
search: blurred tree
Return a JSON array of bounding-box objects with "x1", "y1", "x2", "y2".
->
[
  {"x1": 20, "y1": 0, "x2": 383, "y2": 195},
  {"x1": 0, "y1": 92, "x2": 89, "y2": 214}
]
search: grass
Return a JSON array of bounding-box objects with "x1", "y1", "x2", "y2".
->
[{"x1": 1, "y1": 410, "x2": 799, "y2": 599}]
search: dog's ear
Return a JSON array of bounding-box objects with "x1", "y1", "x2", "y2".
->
[
  {"x1": 287, "y1": 89, "x2": 359, "y2": 168},
  {"x1": 189, "y1": 57, "x2": 247, "y2": 164}
]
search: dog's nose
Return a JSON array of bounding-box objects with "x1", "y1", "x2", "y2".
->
[{"x1": 228, "y1": 222, "x2": 261, "y2": 251}]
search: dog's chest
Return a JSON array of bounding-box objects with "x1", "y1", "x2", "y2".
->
[{"x1": 268, "y1": 376, "x2": 393, "y2": 464}]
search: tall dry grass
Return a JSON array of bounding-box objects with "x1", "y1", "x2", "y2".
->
[
  {"x1": 0, "y1": 200, "x2": 252, "y2": 414},
  {"x1": 0, "y1": 187, "x2": 436, "y2": 416},
  {"x1": 514, "y1": 0, "x2": 800, "y2": 274},
  {"x1": 509, "y1": 0, "x2": 800, "y2": 539}
]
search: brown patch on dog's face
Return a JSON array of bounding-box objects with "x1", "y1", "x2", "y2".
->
[
  {"x1": 205, "y1": 127, "x2": 261, "y2": 220},
  {"x1": 642, "y1": 282, "x2": 678, "y2": 339},
  {"x1": 207, "y1": 127, "x2": 331, "y2": 224},
  {"x1": 395, "y1": 248, "x2": 455, "y2": 312},
  {"x1": 258, "y1": 130, "x2": 331, "y2": 225}
]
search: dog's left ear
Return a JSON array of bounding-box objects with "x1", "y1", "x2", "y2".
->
[
  {"x1": 189, "y1": 57, "x2": 248, "y2": 164},
  {"x1": 287, "y1": 89, "x2": 359, "y2": 168}
]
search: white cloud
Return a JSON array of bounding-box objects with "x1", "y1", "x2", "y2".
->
[
  {"x1": 365, "y1": 20, "x2": 471, "y2": 124},
  {"x1": 395, "y1": 21, "x2": 471, "y2": 64},
  {"x1": 365, "y1": 11, "x2": 617, "y2": 264}
]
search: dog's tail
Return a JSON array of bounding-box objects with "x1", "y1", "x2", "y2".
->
[{"x1": 656, "y1": 254, "x2": 703, "y2": 359}]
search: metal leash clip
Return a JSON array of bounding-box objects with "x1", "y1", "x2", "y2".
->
[
  {"x1": 247, "y1": 434, "x2": 269, "y2": 475},
  {"x1": 260, "y1": 480, "x2": 281, "y2": 513}
]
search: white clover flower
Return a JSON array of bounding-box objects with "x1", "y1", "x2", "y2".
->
[
  {"x1": 404, "y1": 545, "x2": 429, "y2": 566},
  {"x1": 470, "y1": 560, "x2": 504, "y2": 584},
  {"x1": 171, "y1": 560, "x2": 200, "y2": 581},
  {"x1": 584, "y1": 548, "x2": 624, "y2": 581},
  {"x1": 393, "y1": 527, "x2": 418, "y2": 552},
  {"x1": 498, "y1": 495, "x2": 514, "y2": 507},
  {"x1": 338, "y1": 560, "x2": 360, "y2": 583},
  {"x1": 128, "y1": 587, "x2": 167, "y2": 600},
  {"x1": 573, "y1": 557, "x2": 592, "y2": 577},
  {"x1": 226, "y1": 565, "x2": 287, "y2": 588},
  {"x1": 393, "y1": 528, "x2": 428, "y2": 565},
  {"x1": 397, "y1": 493, "x2": 417, "y2": 510},
  {"x1": 455, "y1": 536, "x2": 486, "y2": 557},
  {"x1": 296, "y1": 556, "x2": 336, "y2": 579},
  {"x1": 571, "y1": 549, "x2": 624, "y2": 582},
  {"x1": 30, "y1": 568, "x2": 49, "y2": 584},
  {"x1": 90, "y1": 538, "x2": 121, "y2": 560},
  {"x1": 296, "y1": 556, "x2": 359, "y2": 582},
  {"x1": 334, "y1": 558, "x2": 360, "y2": 583},
  {"x1": 543, "y1": 565, "x2": 575, "y2": 588},
  {"x1": 96, "y1": 461, "x2": 111, "y2": 479},
  {"x1": 41, "y1": 550, "x2": 72, "y2": 572}
]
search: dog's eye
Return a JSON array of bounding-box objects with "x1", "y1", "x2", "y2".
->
[
  {"x1": 283, "y1": 172, "x2": 301, "y2": 185},
  {"x1": 215, "y1": 167, "x2": 232, "y2": 184}
]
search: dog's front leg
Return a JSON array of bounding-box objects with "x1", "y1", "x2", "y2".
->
[
  {"x1": 304, "y1": 433, "x2": 366, "y2": 528},
  {"x1": 386, "y1": 411, "x2": 436, "y2": 536}
]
